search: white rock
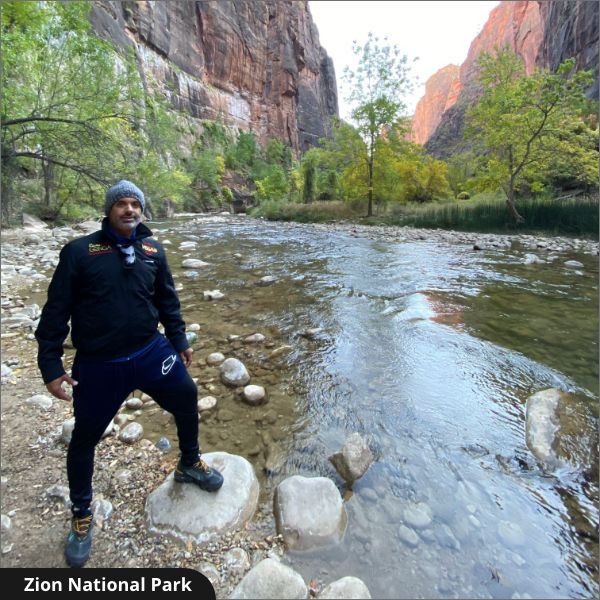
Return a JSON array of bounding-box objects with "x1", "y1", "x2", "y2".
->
[
  {"x1": 204, "y1": 289, "x2": 225, "y2": 300},
  {"x1": 526, "y1": 388, "x2": 561, "y2": 466},
  {"x1": 318, "y1": 577, "x2": 372, "y2": 599},
  {"x1": 46, "y1": 484, "x2": 71, "y2": 507},
  {"x1": 91, "y1": 498, "x2": 113, "y2": 524},
  {"x1": 188, "y1": 323, "x2": 201, "y2": 332},
  {"x1": 145, "y1": 452, "x2": 258, "y2": 545},
  {"x1": 274, "y1": 475, "x2": 347, "y2": 550},
  {"x1": 301, "y1": 327, "x2": 322, "y2": 339},
  {"x1": 182, "y1": 259, "x2": 210, "y2": 268},
  {"x1": 498, "y1": 521, "x2": 525, "y2": 547},
  {"x1": 230, "y1": 558, "x2": 307, "y2": 599},
  {"x1": 523, "y1": 254, "x2": 545, "y2": 265},
  {"x1": 242, "y1": 385, "x2": 266, "y2": 406},
  {"x1": 25, "y1": 394, "x2": 53, "y2": 411},
  {"x1": 220, "y1": 358, "x2": 250, "y2": 387},
  {"x1": 269, "y1": 345, "x2": 293, "y2": 359},
  {"x1": 118, "y1": 422, "x2": 144, "y2": 444},
  {"x1": 398, "y1": 524, "x2": 420, "y2": 547},
  {"x1": 125, "y1": 397, "x2": 144, "y2": 410},
  {"x1": 564, "y1": 260, "x2": 584, "y2": 268},
  {"x1": 1, "y1": 514, "x2": 11, "y2": 534},
  {"x1": 206, "y1": 352, "x2": 226, "y2": 366},
  {"x1": 179, "y1": 242, "x2": 197, "y2": 249},
  {"x1": 256, "y1": 276, "x2": 277, "y2": 286},
  {"x1": 403, "y1": 502, "x2": 433, "y2": 529},
  {"x1": 61, "y1": 418, "x2": 75, "y2": 444},
  {"x1": 243, "y1": 333, "x2": 266, "y2": 344},
  {"x1": 328, "y1": 433, "x2": 373, "y2": 483},
  {"x1": 0, "y1": 365, "x2": 12, "y2": 377},
  {"x1": 198, "y1": 396, "x2": 218, "y2": 412}
]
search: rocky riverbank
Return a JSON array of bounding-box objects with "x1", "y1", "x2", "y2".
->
[{"x1": 1, "y1": 214, "x2": 597, "y2": 597}]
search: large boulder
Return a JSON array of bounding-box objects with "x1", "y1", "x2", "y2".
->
[
  {"x1": 317, "y1": 577, "x2": 372, "y2": 599},
  {"x1": 274, "y1": 476, "x2": 347, "y2": 550},
  {"x1": 230, "y1": 558, "x2": 307, "y2": 599},
  {"x1": 145, "y1": 452, "x2": 258, "y2": 544},
  {"x1": 328, "y1": 433, "x2": 373, "y2": 483}
]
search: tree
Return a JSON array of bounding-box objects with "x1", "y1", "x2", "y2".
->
[
  {"x1": 343, "y1": 33, "x2": 414, "y2": 216},
  {"x1": 1, "y1": 2, "x2": 144, "y2": 221},
  {"x1": 466, "y1": 49, "x2": 596, "y2": 223}
]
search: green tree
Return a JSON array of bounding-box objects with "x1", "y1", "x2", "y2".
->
[
  {"x1": 466, "y1": 49, "x2": 597, "y2": 223},
  {"x1": 1, "y1": 1, "x2": 143, "y2": 222},
  {"x1": 255, "y1": 165, "x2": 289, "y2": 202},
  {"x1": 343, "y1": 33, "x2": 414, "y2": 216},
  {"x1": 301, "y1": 147, "x2": 321, "y2": 204}
]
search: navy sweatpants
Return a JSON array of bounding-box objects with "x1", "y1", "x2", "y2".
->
[{"x1": 68, "y1": 335, "x2": 198, "y2": 514}]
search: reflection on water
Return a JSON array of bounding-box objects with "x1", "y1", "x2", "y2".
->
[{"x1": 146, "y1": 217, "x2": 598, "y2": 598}]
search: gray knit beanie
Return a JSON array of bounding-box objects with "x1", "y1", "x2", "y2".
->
[{"x1": 104, "y1": 180, "x2": 145, "y2": 215}]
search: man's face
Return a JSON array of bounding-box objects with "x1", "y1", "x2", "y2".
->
[{"x1": 108, "y1": 197, "x2": 142, "y2": 237}]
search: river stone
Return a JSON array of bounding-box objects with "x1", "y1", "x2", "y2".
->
[
  {"x1": 523, "y1": 254, "x2": 545, "y2": 264},
  {"x1": 243, "y1": 385, "x2": 266, "y2": 406},
  {"x1": 328, "y1": 433, "x2": 373, "y2": 483},
  {"x1": 91, "y1": 498, "x2": 113, "y2": 525},
  {"x1": 403, "y1": 502, "x2": 433, "y2": 529},
  {"x1": 186, "y1": 331, "x2": 198, "y2": 345},
  {"x1": 398, "y1": 524, "x2": 419, "y2": 547},
  {"x1": 220, "y1": 358, "x2": 250, "y2": 387},
  {"x1": 256, "y1": 275, "x2": 277, "y2": 286},
  {"x1": 525, "y1": 388, "x2": 562, "y2": 465},
  {"x1": 46, "y1": 484, "x2": 71, "y2": 507},
  {"x1": 206, "y1": 352, "x2": 225, "y2": 366},
  {"x1": 269, "y1": 345, "x2": 293, "y2": 359},
  {"x1": 182, "y1": 259, "x2": 210, "y2": 268},
  {"x1": 243, "y1": 333, "x2": 265, "y2": 344},
  {"x1": 224, "y1": 547, "x2": 250, "y2": 578},
  {"x1": 1, "y1": 364, "x2": 12, "y2": 377},
  {"x1": 25, "y1": 394, "x2": 53, "y2": 411},
  {"x1": 118, "y1": 422, "x2": 143, "y2": 444},
  {"x1": 498, "y1": 521, "x2": 525, "y2": 547},
  {"x1": 125, "y1": 397, "x2": 143, "y2": 410},
  {"x1": 188, "y1": 323, "x2": 201, "y2": 332},
  {"x1": 318, "y1": 577, "x2": 372, "y2": 599},
  {"x1": 113, "y1": 414, "x2": 129, "y2": 428},
  {"x1": 198, "y1": 562, "x2": 221, "y2": 590},
  {"x1": 230, "y1": 558, "x2": 307, "y2": 599},
  {"x1": 61, "y1": 418, "x2": 75, "y2": 444},
  {"x1": 564, "y1": 260, "x2": 584, "y2": 268},
  {"x1": 145, "y1": 452, "x2": 258, "y2": 545},
  {"x1": 301, "y1": 327, "x2": 322, "y2": 339},
  {"x1": 156, "y1": 437, "x2": 172, "y2": 452},
  {"x1": 265, "y1": 443, "x2": 286, "y2": 476},
  {"x1": 204, "y1": 289, "x2": 225, "y2": 300},
  {"x1": 184, "y1": 270, "x2": 199, "y2": 279},
  {"x1": 23, "y1": 213, "x2": 48, "y2": 229},
  {"x1": 1, "y1": 514, "x2": 11, "y2": 535},
  {"x1": 198, "y1": 396, "x2": 218, "y2": 412},
  {"x1": 274, "y1": 475, "x2": 347, "y2": 550}
]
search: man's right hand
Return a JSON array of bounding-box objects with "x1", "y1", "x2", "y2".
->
[{"x1": 46, "y1": 373, "x2": 78, "y2": 401}]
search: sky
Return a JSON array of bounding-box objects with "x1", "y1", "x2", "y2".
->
[{"x1": 309, "y1": 0, "x2": 500, "y2": 119}]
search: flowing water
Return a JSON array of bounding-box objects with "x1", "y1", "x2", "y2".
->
[{"x1": 144, "y1": 215, "x2": 597, "y2": 599}]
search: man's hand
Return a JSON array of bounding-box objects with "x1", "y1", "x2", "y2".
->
[
  {"x1": 46, "y1": 373, "x2": 78, "y2": 401},
  {"x1": 180, "y1": 348, "x2": 193, "y2": 368}
]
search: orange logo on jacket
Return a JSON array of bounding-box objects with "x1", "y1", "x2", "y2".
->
[
  {"x1": 88, "y1": 243, "x2": 113, "y2": 255},
  {"x1": 142, "y1": 243, "x2": 158, "y2": 255}
]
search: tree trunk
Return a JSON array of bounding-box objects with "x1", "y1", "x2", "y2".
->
[
  {"x1": 506, "y1": 180, "x2": 525, "y2": 223},
  {"x1": 367, "y1": 138, "x2": 374, "y2": 217}
]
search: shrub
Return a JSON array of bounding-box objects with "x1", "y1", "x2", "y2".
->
[{"x1": 457, "y1": 191, "x2": 470, "y2": 200}]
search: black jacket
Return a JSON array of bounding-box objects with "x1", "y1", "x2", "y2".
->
[{"x1": 35, "y1": 219, "x2": 188, "y2": 383}]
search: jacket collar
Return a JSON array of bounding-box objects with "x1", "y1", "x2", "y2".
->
[{"x1": 101, "y1": 217, "x2": 153, "y2": 243}]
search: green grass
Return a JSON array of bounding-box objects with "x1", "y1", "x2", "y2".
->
[{"x1": 381, "y1": 193, "x2": 599, "y2": 237}]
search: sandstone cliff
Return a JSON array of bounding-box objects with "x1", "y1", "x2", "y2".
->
[
  {"x1": 412, "y1": 0, "x2": 598, "y2": 157},
  {"x1": 90, "y1": 1, "x2": 338, "y2": 154}
]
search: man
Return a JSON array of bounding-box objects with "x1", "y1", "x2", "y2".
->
[{"x1": 35, "y1": 180, "x2": 223, "y2": 568}]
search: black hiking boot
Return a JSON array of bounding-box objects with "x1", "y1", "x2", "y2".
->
[
  {"x1": 174, "y1": 457, "x2": 224, "y2": 491},
  {"x1": 65, "y1": 513, "x2": 93, "y2": 568}
]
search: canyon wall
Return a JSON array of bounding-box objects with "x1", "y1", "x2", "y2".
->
[
  {"x1": 90, "y1": 0, "x2": 338, "y2": 154},
  {"x1": 410, "y1": 0, "x2": 598, "y2": 156}
]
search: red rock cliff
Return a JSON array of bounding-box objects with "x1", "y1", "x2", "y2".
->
[
  {"x1": 90, "y1": 1, "x2": 338, "y2": 154},
  {"x1": 412, "y1": 0, "x2": 543, "y2": 150}
]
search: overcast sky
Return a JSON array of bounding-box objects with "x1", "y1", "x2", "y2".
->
[{"x1": 309, "y1": 0, "x2": 500, "y2": 119}]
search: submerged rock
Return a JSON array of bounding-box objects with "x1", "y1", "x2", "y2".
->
[
  {"x1": 318, "y1": 576, "x2": 372, "y2": 599},
  {"x1": 274, "y1": 475, "x2": 347, "y2": 550},
  {"x1": 220, "y1": 358, "x2": 250, "y2": 387},
  {"x1": 329, "y1": 433, "x2": 374, "y2": 483},
  {"x1": 525, "y1": 388, "x2": 561, "y2": 466}
]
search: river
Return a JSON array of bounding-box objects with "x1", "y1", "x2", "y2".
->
[{"x1": 146, "y1": 215, "x2": 598, "y2": 599}]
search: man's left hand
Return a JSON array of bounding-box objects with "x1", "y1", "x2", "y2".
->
[{"x1": 180, "y1": 348, "x2": 193, "y2": 368}]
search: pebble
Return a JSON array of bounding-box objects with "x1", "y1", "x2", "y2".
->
[
  {"x1": 243, "y1": 333, "x2": 265, "y2": 344},
  {"x1": 125, "y1": 398, "x2": 143, "y2": 410},
  {"x1": 398, "y1": 525, "x2": 419, "y2": 547},
  {"x1": 118, "y1": 422, "x2": 144, "y2": 444},
  {"x1": 25, "y1": 394, "x2": 53, "y2": 411},
  {"x1": 242, "y1": 385, "x2": 266, "y2": 405},
  {"x1": 206, "y1": 352, "x2": 225, "y2": 366},
  {"x1": 155, "y1": 437, "x2": 172, "y2": 452},
  {"x1": 198, "y1": 396, "x2": 218, "y2": 411}
]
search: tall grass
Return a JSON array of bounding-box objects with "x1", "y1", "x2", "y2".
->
[{"x1": 382, "y1": 193, "x2": 599, "y2": 237}]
